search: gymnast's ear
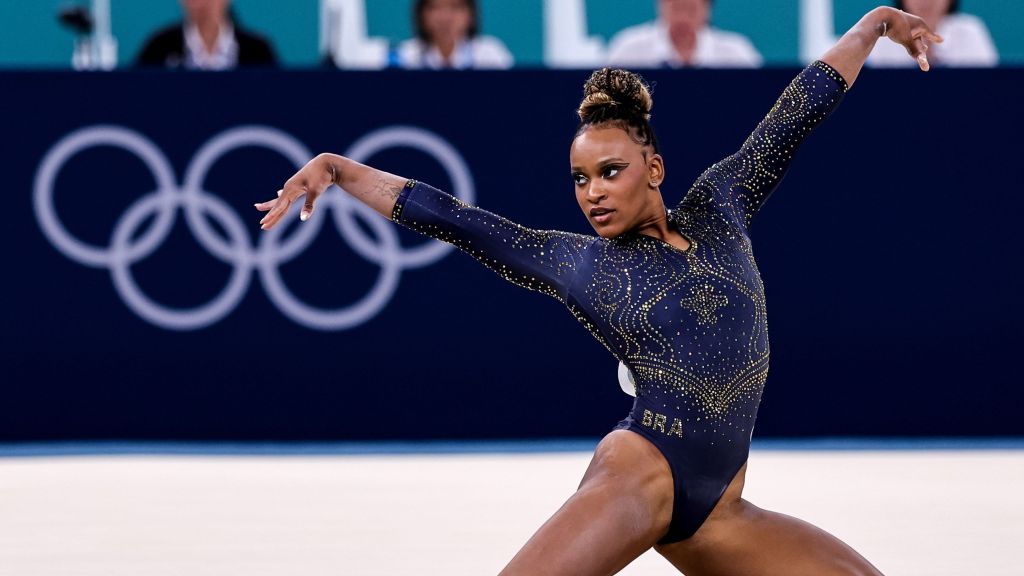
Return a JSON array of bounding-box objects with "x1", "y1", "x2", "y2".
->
[{"x1": 646, "y1": 153, "x2": 664, "y2": 189}]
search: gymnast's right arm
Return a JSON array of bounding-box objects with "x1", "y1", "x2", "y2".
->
[
  {"x1": 256, "y1": 153, "x2": 593, "y2": 301},
  {"x1": 257, "y1": 153, "x2": 406, "y2": 225}
]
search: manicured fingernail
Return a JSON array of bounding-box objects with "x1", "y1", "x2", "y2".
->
[
  {"x1": 254, "y1": 203, "x2": 261, "y2": 209},
  {"x1": 300, "y1": 212, "x2": 309, "y2": 221}
]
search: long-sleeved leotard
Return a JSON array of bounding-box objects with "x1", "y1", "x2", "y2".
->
[{"x1": 392, "y1": 60, "x2": 848, "y2": 542}]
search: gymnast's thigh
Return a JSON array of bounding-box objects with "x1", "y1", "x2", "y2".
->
[
  {"x1": 655, "y1": 499, "x2": 884, "y2": 576},
  {"x1": 498, "y1": 430, "x2": 674, "y2": 576}
]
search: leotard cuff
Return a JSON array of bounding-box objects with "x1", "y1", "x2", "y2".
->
[
  {"x1": 811, "y1": 60, "x2": 850, "y2": 93},
  {"x1": 390, "y1": 179, "x2": 419, "y2": 222}
]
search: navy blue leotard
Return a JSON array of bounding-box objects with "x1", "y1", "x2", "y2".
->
[{"x1": 392, "y1": 61, "x2": 848, "y2": 542}]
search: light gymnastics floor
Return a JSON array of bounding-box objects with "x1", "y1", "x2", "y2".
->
[{"x1": 0, "y1": 441, "x2": 1021, "y2": 576}]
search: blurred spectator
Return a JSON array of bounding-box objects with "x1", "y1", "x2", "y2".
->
[
  {"x1": 606, "y1": 0, "x2": 761, "y2": 68},
  {"x1": 396, "y1": 0, "x2": 513, "y2": 70},
  {"x1": 136, "y1": 0, "x2": 276, "y2": 69},
  {"x1": 869, "y1": 0, "x2": 997, "y2": 67}
]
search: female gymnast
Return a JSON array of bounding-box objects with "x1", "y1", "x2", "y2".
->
[{"x1": 257, "y1": 7, "x2": 941, "y2": 575}]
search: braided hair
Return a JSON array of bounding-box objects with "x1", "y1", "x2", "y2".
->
[{"x1": 575, "y1": 67, "x2": 660, "y2": 154}]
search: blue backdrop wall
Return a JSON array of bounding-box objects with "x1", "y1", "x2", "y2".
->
[{"x1": 3, "y1": 67, "x2": 1021, "y2": 440}]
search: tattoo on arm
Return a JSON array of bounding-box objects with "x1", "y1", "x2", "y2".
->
[{"x1": 372, "y1": 175, "x2": 403, "y2": 202}]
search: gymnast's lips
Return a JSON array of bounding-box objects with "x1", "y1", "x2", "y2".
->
[{"x1": 590, "y1": 207, "x2": 615, "y2": 224}]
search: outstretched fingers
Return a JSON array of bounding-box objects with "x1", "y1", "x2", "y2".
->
[
  {"x1": 257, "y1": 180, "x2": 325, "y2": 230},
  {"x1": 259, "y1": 187, "x2": 303, "y2": 230},
  {"x1": 905, "y1": 20, "x2": 944, "y2": 72},
  {"x1": 254, "y1": 190, "x2": 282, "y2": 213},
  {"x1": 258, "y1": 157, "x2": 335, "y2": 230}
]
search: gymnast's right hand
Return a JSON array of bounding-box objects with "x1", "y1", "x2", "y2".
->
[{"x1": 255, "y1": 153, "x2": 335, "y2": 230}]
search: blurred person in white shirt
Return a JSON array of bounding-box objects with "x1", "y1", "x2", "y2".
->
[
  {"x1": 606, "y1": 0, "x2": 762, "y2": 69},
  {"x1": 396, "y1": 0, "x2": 513, "y2": 69},
  {"x1": 869, "y1": 0, "x2": 997, "y2": 67}
]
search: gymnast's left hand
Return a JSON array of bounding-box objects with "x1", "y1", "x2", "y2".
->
[
  {"x1": 881, "y1": 7, "x2": 944, "y2": 71},
  {"x1": 255, "y1": 154, "x2": 335, "y2": 230}
]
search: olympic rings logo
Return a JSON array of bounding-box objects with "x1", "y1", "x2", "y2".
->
[{"x1": 33, "y1": 124, "x2": 475, "y2": 331}]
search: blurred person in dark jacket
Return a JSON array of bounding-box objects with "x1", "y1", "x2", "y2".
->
[{"x1": 136, "y1": 0, "x2": 276, "y2": 69}]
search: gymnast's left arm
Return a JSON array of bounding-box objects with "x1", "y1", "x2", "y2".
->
[
  {"x1": 686, "y1": 7, "x2": 941, "y2": 231},
  {"x1": 821, "y1": 6, "x2": 943, "y2": 89}
]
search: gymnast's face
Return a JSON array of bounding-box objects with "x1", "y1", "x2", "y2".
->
[{"x1": 570, "y1": 126, "x2": 665, "y2": 238}]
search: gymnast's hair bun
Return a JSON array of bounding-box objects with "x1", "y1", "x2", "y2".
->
[{"x1": 578, "y1": 67, "x2": 653, "y2": 123}]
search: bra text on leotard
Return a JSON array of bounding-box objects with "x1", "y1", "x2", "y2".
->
[{"x1": 642, "y1": 409, "x2": 684, "y2": 438}]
